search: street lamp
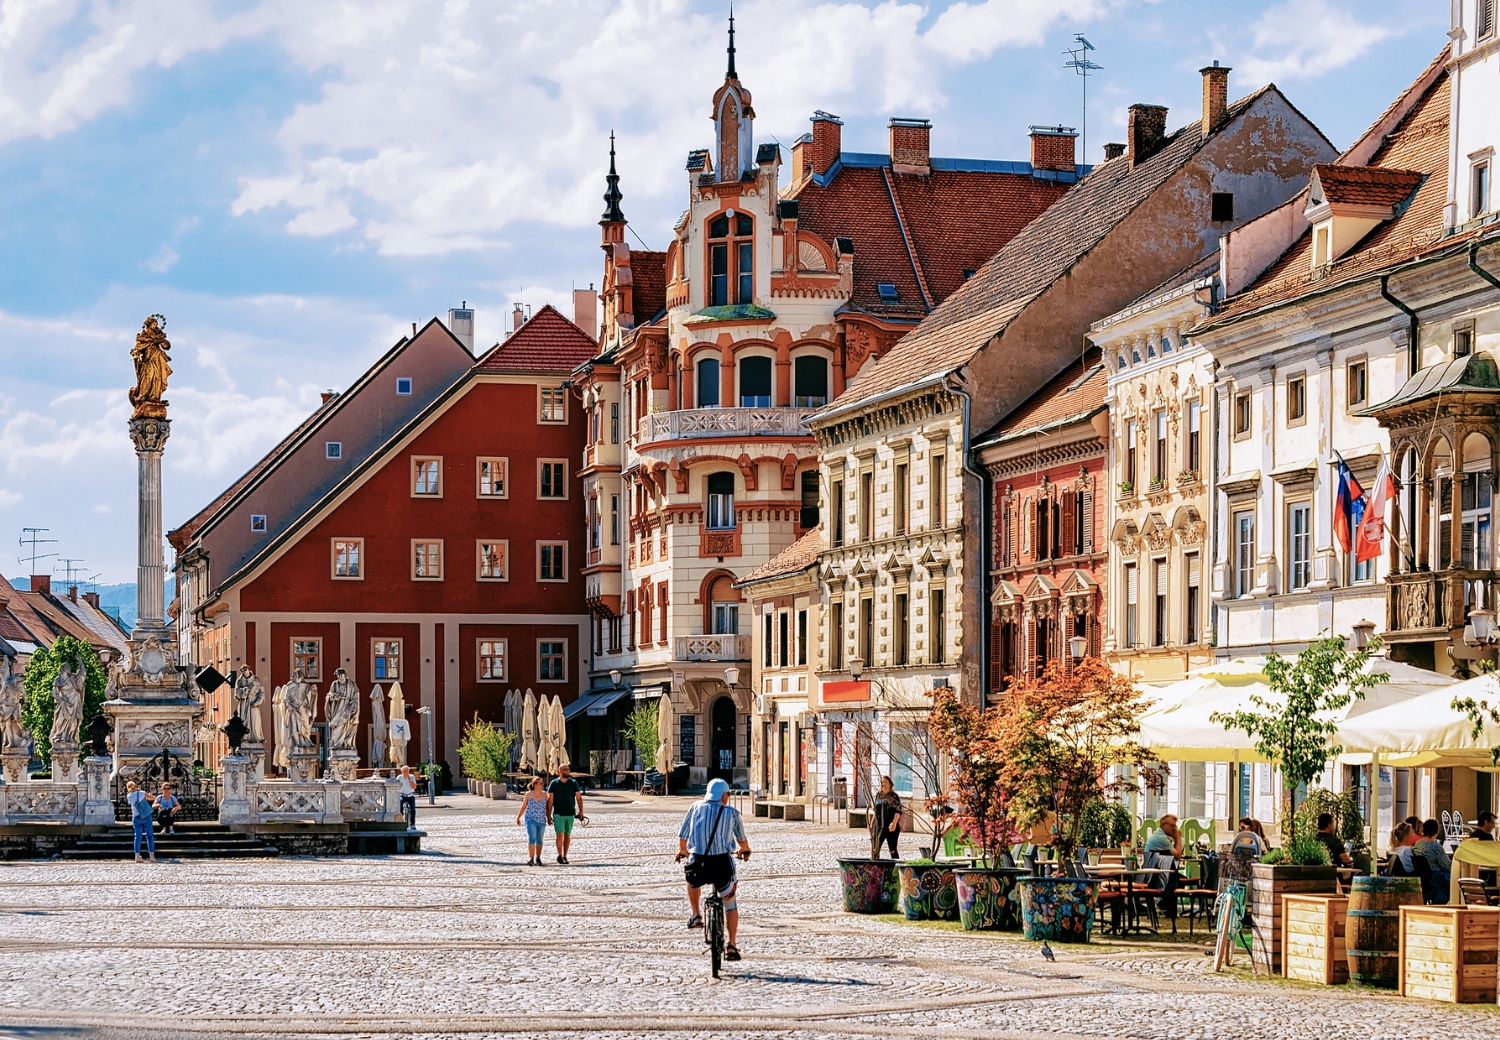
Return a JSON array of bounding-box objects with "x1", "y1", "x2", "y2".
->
[
  {"x1": 415, "y1": 706, "x2": 436, "y2": 804},
  {"x1": 1068, "y1": 635, "x2": 1089, "y2": 661},
  {"x1": 610, "y1": 668, "x2": 622, "y2": 687},
  {"x1": 724, "y1": 666, "x2": 740, "y2": 688},
  {"x1": 848, "y1": 657, "x2": 863, "y2": 681},
  {"x1": 1351, "y1": 619, "x2": 1377, "y2": 650}
]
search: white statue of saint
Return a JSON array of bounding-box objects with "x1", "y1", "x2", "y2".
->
[
  {"x1": 0, "y1": 657, "x2": 25, "y2": 752},
  {"x1": 234, "y1": 666, "x2": 265, "y2": 742},
  {"x1": 49, "y1": 659, "x2": 86, "y2": 752},
  {"x1": 325, "y1": 669, "x2": 360, "y2": 753},
  {"x1": 283, "y1": 668, "x2": 316, "y2": 751},
  {"x1": 271, "y1": 684, "x2": 288, "y2": 768},
  {"x1": 369, "y1": 683, "x2": 387, "y2": 768}
]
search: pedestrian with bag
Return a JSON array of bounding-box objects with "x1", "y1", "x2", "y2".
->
[
  {"x1": 547, "y1": 763, "x2": 585, "y2": 864},
  {"x1": 516, "y1": 776, "x2": 550, "y2": 866},
  {"x1": 126, "y1": 781, "x2": 157, "y2": 863},
  {"x1": 676, "y1": 777, "x2": 752, "y2": 962},
  {"x1": 869, "y1": 776, "x2": 902, "y2": 859}
]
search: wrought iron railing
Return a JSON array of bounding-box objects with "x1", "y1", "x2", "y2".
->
[{"x1": 113, "y1": 748, "x2": 221, "y2": 822}]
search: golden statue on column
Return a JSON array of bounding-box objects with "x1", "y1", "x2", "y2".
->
[{"x1": 129, "y1": 314, "x2": 172, "y2": 421}]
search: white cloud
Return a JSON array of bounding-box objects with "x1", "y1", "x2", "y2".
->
[
  {"x1": 1233, "y1": 0, "x2": 1397, "y2": 83},
  {"x1": 0, "y1": 489, "x2": 20, "y2": 508},
  {"x1": 145, "y1": 245, "x2": 178, "y2": 273}
]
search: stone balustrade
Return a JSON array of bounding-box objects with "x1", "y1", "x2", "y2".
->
[
  {"x1": 674, "y1": 634, "x2": 751, "y2": 662},
  {"x1": 637, "y1": 406, "x2": 818, "y2": 446}
]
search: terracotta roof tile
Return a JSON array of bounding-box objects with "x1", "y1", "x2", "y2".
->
[
  {"x1": 475, "y1": 304, "x2": 598, "y2": 372},
  {"x1": 1206, "y1": 66, "x2": 1451, "y2": 326},
  {"x1": 976, "y1": 348, "x2": 1105, "y2": 446},
  {"x1": 1313, "y1": 164, "x2": 1425, "y2": 208},
  {"x1": 738, "y1": 530, "x2": 822, "y2": 584},
  {"x1": 629, "y1": 251, "x2": 668, "y2": 325},
  {"x1": 823, "y1": 90, "x2": 1274, "y2": 413}
]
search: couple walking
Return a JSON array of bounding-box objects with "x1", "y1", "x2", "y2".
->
[{"x1": 515, "y1": 763, "x2": 585, "y2": 865}]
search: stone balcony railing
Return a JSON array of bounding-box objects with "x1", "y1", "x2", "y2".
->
[
  {"x1": 638, "y1": 407, "x2": 819, "y2": 446},
  {"x1": 674, "y1": 634, "x2": 751, "y2": 662},
  {"x1": 1386, "y1": 568, "x2": 1499, "y2": 638}
]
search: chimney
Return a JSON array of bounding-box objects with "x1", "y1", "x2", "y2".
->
[
  {"x1": 320, "y1": 389, "x2": 338, "y2": 405},
  {"x1": 1128, "y1": 104, "x2": 1168, "y2": 168},
  {"x1": 790, "y1": 133, "x2": 812, "y2": 183},
  {"x1": 809, "y1": 111, "x2": 843, "y2": 177},
  {"x1": 83, "y1": 592, "x2": 100, "y2": 610},
  {"x1": 512, "y1": 303, "x2": 526, "y2": 334},
  {"x1": 1200, "y1": 61, "x2": 1231, "y2": 135},
  {"x1": 68, "y1": 585, "x2": 77, "y2": 603},
  {"x1": 1028, "y1": 125, "x2": 1078, "y2": 174},
  {"x1": 888, "y1": 118, "x2": 931, "y2": 176},
  {"x1": 447, "y1": 301, "x2": 475, "y2": 352},
  {"x1": 30, "y1": 575, "x2": 50, "y2": 596},
  {"x1": 573, "y1": 287, "x2": 598, "y2": 338},
  {"x1": 1103, "y1": 142, "x2": 1127, "y2": 161}
]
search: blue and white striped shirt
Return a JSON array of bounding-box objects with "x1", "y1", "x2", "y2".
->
[{"x1": 679, "y1": 799, "x2": 746, "y2": 855}]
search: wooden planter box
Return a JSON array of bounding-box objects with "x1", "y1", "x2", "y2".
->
[
  {"x1": 1399, "y1": 905, "x2": 1500, "y2": 1003},
  {"x1": 1250, "y1": 863, "x2": 1337, "y2": 975},
  {"x1": 1282, "y1": 895, "x2": 1348, "y2": 985}
]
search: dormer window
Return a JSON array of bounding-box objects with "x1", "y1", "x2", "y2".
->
[
  {"x1": 709, "y1": 212, "x2": 753, "y2": 306},
  {"x1": 877, "y1": 283, "x2": 899, "y2": 304},
  {"x1": 1303, "y1": 164, "x2": 1423, "y2": 272}
]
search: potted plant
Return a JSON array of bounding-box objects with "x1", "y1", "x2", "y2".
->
[
  {"x1": 997, "y1": 659, "x2": 1162, "y2": 943},
  {"x1": 1116, "y1": 480, "x2": 1134, "y2": 496},
  {"x1": 1177, "y1": 469, "x2": 1198, "y2": 486},
  {"x1": 931, "y1": 689, "x2": 1019, "y2": 930},
  {"x1": 1211, "y1": 635, "x2": 1384, "y2": 972},
  {"x1": 1147, "y1": 476, "x2": 1166, "y2": 492}
]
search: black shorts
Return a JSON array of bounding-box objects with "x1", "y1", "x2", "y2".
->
[{"x1": 687, "y1": 853, "x2": 735, "y2": 894}]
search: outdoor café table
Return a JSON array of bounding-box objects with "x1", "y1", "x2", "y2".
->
[
  {"x1": 1083, "y1": 865, "x2": 1177, "y2": 935},
  {"x1": 614, "y1": 769, "x2": 648, "y2": 790}
]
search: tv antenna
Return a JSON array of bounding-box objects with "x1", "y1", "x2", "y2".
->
[
  {"x1": 58, "y1": 558, "x2": 87, "y2": 586},
  {"x1": 1064, "y1": 33, "x2": 1103, "y2": 169},
  {"x1": 18, "y1": 528, "x2": 57, "y2": 575}
]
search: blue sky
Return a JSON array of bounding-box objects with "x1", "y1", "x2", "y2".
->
[{"x1": 0, "y1": 0, "x2": 1447, "y2": 582}]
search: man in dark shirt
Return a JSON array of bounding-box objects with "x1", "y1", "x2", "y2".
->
[
  {"x1": 1315, "y1": 813, "x2": 1351, "y2": 867},
  {"x1": 1472, "y1": 811, "x2": 1496, "y2": 840},
  {"x1": 547, "y1": 764, "x2": 585, "y2": 865}
]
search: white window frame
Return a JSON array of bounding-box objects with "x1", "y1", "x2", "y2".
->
[
  {"x1": 412, "y1": 539, "x2": 444, "y2": 581},
  {"x1": 476, "y1": 457, "x2": 509, "y2": 498},
  {"x1": 1234, "y1": 510, "x2": 1255, "y2": 597},
  {"x1": 411, "y1": 456, "x2": 443, "y2": 497},
  {"x1": 477, "y1": 540, "x2": 509, "y2": 581},
  {"x1": 250, "y1": 514, "x2": 267, "y2": 532},
  {"x1": 538, "y1": 386, "x2": 568, "y2": 424},
  {"x1": 538, "y1": 459, "x2": 569, "y2": 500},
  {"x1": 372, "y1": 638, "x2": 402, "y2": 682},
  {"x1": 291, "y1": 638, "x2": 322, "y2": 681},
  {"x1": 395, "y1": 377, "x2": 413, "y2": 395},
  {"x1": 537, "y1": 541, "x2": 568, "y2": 582},
  {"x1": 332, "y1": 538, "x2": 364, "y2": 580},
  {"x1": 477, "y1": 639, "x2": 508, "y2": 682},
  {"x1": 325, "y1": 441, "x2": 342, "y2": 459},
  {"x1": 1289, "y1": 501, "x2": 1312, "y2": 590}
]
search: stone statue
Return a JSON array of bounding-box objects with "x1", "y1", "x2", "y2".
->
[
  {"x1": 129, "y1": 314, "x2": 172, "y2": 420},
  {"x1": 49, "y1": 659, "x2": 86, "y2": 752},
  {"x1": 233, "y1": 666, "x2": 265, "y2": 742},
  {"x1": 283, "y1": 669, "x2": 316, "y2": 751},
  {"x1": 369, "y1": 683, "x2": 387, "y2": 768},
  {"x1": 0, "y1": 657, "x2": 25, "y2": 752},
  {"x1": 325, "y1": 669, "x2": 360, "y2": 753},
  {"x1": 271, "y1": 684, "x2": 288, "y2": 769},
  {"x1": 388, "y1": 682, "x2": 409, "y2": 768}
]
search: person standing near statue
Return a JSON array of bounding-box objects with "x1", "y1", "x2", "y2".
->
[{"x1": 126, "y1": 780, "x2": 158, "y2": 863}]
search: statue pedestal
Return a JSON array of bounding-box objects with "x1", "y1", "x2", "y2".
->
[
  {"x1": 240, "y1": 739, "x2": 266, "y2": 779},
  {"x1": 81, "y1": 756, "x2": 114, "y2": 825},
  {"x1": 103, "y1": 638, "x2": 203, "y2": 781},
  {"x1": 50, "y1": 746, "x2": 81, "y2": 786},
  {"x1": 1, "y1": 750, "x2": 28, "y2": 784},
  {"x1": 287, "y1": 749, "x2": 319, "y2": 784},
  {"x1": 219, "y1": 755, "x2": 252, "y2": 825},
  {"x1": 326, "y1": 750, "x2": 359, "y2": 782}
]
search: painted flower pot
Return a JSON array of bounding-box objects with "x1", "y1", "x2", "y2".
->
[
  {"x1": 954, "y1": 868, "x2": 1016, "y2": 931},
  {"x1": 1015, "y1": 876, "x2": 1100, "y2": 943},
  {"x1": 896, "y1": 863, "x2": 959, "y2": 921},
  {"x1": 839, "y1": 858, "x2": 899, "y2": 914}
]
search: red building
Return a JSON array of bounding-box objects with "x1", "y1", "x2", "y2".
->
[
  {"x1": 172, "y1": 306, "x2": 596, "y2": 769},
  {"x1": 975, "y1": 348, "x2": 1107, "y2": 690}
]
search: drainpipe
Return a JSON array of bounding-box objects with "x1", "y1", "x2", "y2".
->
[
  {"x1": 1468, "y1": 240, "x2": 1500, "y2": 296},
  {"x1": 1379, "y1": 273, "x2": 1420, "y2": 377},
  {"x1": 1211, "y1": 363, "x2": 1222, "y2": 655},
  {"x1": 945, "y1": 372, "x2": 990, "y2": 711}
]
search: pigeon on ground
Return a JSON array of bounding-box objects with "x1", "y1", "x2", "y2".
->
[{"x1": 1041, "y1": 941, "x2": 1055, "y2": 962}]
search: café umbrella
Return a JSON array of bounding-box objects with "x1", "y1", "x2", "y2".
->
[
  {"x1": 551, "y1": 696, "x2": 570, "y2": 772},
  {"x1": 655, "y1": 693, "x2": 673, "y2": 780},
  {"x1": 521, "y1": 688, "x2": 537, "y2": 773}
]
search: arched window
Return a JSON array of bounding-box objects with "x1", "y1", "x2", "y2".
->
[
  {"x1": 1430, "y1": 437, "x2": 1455, "y2": 570},
  {"x1": 708, "y1": 212, "x2": 754, "y2": 306},
  {"x1": 697, "y1": 356, "x2": 721, "y2": 408},
  {"x1": 794, "y1": 355, "x2": 828, "y2": 407},
  {"x1": 709, "y1": 574, "x2": 740, "y2": 634},
  {"x1": 739, "y1": 356, "x2": 772, "y2": 407},
  {"x1": 1463, "y1": 432, "x2": 1493, "y2": 571},
  {"x1": 707, "y1": 472, "x2": 736, "y2": 530}
]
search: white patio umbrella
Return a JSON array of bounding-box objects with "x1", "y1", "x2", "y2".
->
[
  {"x1": 521, "y1": 688, "x2": 537, "y2": 773},
  {"x1": 655, "y1": 694, "x2": 673, "y2": 778},
  {"x1": 1338, "y1": 672, "x2": 1500, "y2": 768},
  {"x1": 551, "y1": 696, "x2": 570, "y2": 772},
  {"x1": 538, "y1": 694, "x2": 555, "y2": 774}
]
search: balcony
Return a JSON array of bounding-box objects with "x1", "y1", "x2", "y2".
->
[
  {"x1": 674, "y1": 634, "x2": 751, "y2": 662},
  {"x1": 638, "y1": 406, "x2": 819, "y2": 446},
  {"x1": 1385, "y1": 569, "x2": 1499, "y2": 640}
]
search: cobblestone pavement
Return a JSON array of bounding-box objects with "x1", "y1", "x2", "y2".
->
[{"x1": 1, "y1": 792, "x2": 1497, "y2": 1039}]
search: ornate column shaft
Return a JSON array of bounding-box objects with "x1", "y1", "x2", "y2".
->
[{"x1": 129, "y1": 417, "x2": 170, "y2": 642}]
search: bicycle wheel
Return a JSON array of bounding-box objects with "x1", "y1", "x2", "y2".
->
[{"x1": 708, "y1": 900, "x2": 725, "y2": 978}]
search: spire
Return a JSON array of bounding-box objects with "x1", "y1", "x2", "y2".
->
[
  {"x1": 726, "y1": 5, "x2": 737, "y2": 80},
  {"x1": 600, "y1": 131, "x2": 625, "y2": 224}
]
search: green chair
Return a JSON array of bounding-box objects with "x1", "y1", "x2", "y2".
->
[{"x1": 1137, "y1": 818, "x2": 1159, "y2": 846}]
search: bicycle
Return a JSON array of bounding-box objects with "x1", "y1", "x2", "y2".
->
[{"x1": 704, "y1": 887, "x2": 727, "y2": 978}]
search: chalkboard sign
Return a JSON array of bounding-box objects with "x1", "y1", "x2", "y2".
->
[{"x1": 679, "y1": 714, "x2": 696, "y2": 767}]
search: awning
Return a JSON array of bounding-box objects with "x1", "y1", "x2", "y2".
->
[{"x1": 563, "y1": 688, "x2": 632, "y2": 720}]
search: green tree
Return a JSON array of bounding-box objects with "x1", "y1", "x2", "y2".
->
[
  {"x1": 621, "y1": 705, "x2": 660, "y2": 769},
  {"x1": 1210, "y1": 635, "x2": 1384, "y2": 845},
  {"x1": 21, "y1": 636, "x2": 109, "y2": 764}
]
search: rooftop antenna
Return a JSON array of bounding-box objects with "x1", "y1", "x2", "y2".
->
[
  {"x1": 18, "y1": 527, "x2": 57, "y2": 575},
  {"x1": 57, "y1": 558, "x2": 86, "y2": 586},
  {"x1": 1064, "y1": 33, "x2": 1103, "y2": 171}
]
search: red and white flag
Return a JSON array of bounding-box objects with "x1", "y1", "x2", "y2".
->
[{"x1": 1356, "y1": 460, "x2": 1395, "y2": 563}]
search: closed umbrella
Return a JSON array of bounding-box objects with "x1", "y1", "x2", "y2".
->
[
  {"x1": 521, "y1": 688, "x2": 537, "y2": 773},
  {"x1": 503, "y1": 689, "x2": 515, "y2": 734},
  {"x1": 655, "y1": 694, "x2": 673, "y2": 779},
  {"x1": 539, "y1": 695, "x2": 555, "y2": 774},
  {"x1": 552, "y1": 696, "x2": 570, "y2": 772}
]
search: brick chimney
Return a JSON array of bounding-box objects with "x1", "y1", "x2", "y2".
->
[
  {"x1": 67, "y1": 585, "x2": 78, "y2": 603},
  {"x1": 572, "y1": 287, "x2": 598, "y2": 338},
  {"x1": 1103, "y1": 142, "x2": 1126, "y2": 161},
  {"x1": 790, "y1": 133, "x2": 813, "y2": 183},
  {"x1": 1128, "y1": 104, "x2": 1168, "y2": 168},
  {"x1": 83, "y1": 592, "x2": 100, "y2": 609},
  {"x1": 809, "y1": 111, "x2": 843, "y2": 177},
  {"x1": 1028, "y1": 126, "x2": 1078, "y2": 173},
  {"x1": 320, "y1": 390, "x2": 338, "y2": 405},
  {"x1": 30, "y1": 575, "x2": 49, "y2": 596},
  {"x1": 889, "y1": 118, "x2": 931, "y2": 176},
  {"x1": 512, "y1": 303, "x2": 526, "y2": 334},
  {"x1": 1200, "y1": 61, "x2": 1231, "y2": 135}
]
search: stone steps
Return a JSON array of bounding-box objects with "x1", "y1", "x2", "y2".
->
[{"x1": 62, "y1": 824, "x2": 278, "y2": 860}]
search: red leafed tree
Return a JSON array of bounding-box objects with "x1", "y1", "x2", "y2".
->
[{"x1": 931, "y1": 686, "x2": 1018, "y2": 867}]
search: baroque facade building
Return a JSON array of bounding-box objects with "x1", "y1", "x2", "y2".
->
[{"x1": 571, "y1": 29, "x2": 1078, "y2": 788}]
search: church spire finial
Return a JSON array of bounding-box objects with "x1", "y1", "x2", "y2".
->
[
  {"x1": 600, "y1": 131, "x2": 625, "y2": 225},
  {"x1": 726, "y1": 5, "x2": 737, "y2": 79}
]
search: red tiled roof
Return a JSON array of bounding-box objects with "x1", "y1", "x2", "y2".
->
[
  {"x1": 1206, "y1": 62, "x2": 1451, "y2": 326},
  {"x1": 0, "y1": 575, "x2": 110, "y2": 652},
  {"x1": 738, "y1": 530, "x2": 822, "y2": 585},
  {"x1": 1313, "y1": 164, "x2": 1425, "y2": 208},
  {"x1": 823, "y1": 89, "x2": 1278, "y2": 412},
  {"x1": 976, "y1": 348, "x2": 1105, "y2": 446},
  {"x1": 475, "y1": 304, "x2": 598, "y2": 372},
  {"x1": 791, "y1": 166, "x2": 1069, "y2": 320},
  {"x1": 630, "y1": 251, "x2": 668, "y2": 325}
]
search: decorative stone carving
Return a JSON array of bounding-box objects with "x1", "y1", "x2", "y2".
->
[
  {"x1": 341, "y1": 784, "x2": 388, "y2": 816},
  {"x1": 118, "y1": 720, "x2": 191, "y2": 749},
  {"x1": 233, "y1": 666, "x2": 265, "y2": 742},
  {"x1": 284, "y1": 670, "x2": 316, "y2": 752},
  {"x1": 0, "y1": 656, "x2": 26, "y2": 754},
  {"x1": 272, "y1": 684, "x2": 288, "y2": 769},
  {"x1": 49, "y1": 659, "x2": 85, "y2": 760},
  {"x1": 325, "y1": 670, "x2": 360, "y2": 754},
  {"x1": 257, "y1": 787, "x2": 325, "y2": 815},
  {"x1": 128, "y1": 314, "x2": 172, "y2": 421},
  {"x1": 9, "y1": 786, "x2": 78, "y2": 816}
]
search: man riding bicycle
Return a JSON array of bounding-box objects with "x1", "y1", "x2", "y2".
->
[{"x1": 676, "y1": 777, "x2": 752, "y2": 962}]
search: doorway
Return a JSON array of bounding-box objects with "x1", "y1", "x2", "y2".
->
[{"x1": 710, "y1": 696, "x2": 736, "y2": 783}]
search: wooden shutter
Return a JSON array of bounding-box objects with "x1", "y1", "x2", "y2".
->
[
  {"x1": 1080, "y1": 490, "x2": 1093, "y2": 553},
  {"x1": 1023, "y1": 497, "x2": 1034, "y2": 559},
  {"x1": 1060, "y1": 492, "x2": 1076, "y2": 557},
  {"x1": 989, "y1": 622, "x2": 1004, "y2": 691}
]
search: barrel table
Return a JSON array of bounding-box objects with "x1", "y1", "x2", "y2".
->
[{"x1": 1346, "y1": 876, "x2": 1423, "y2": 987}]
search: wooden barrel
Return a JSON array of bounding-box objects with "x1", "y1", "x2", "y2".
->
[{"x1": 1346, "y1": 876, "x2": 1423, "y2": 987}]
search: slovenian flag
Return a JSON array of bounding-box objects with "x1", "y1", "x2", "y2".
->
[
  {"x1": 1356, "y1": 459, "x2": 1396, "y2": 563},
  {"x1": 1333, "y1": 452, "x2": 1366, "y2": 554}
]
